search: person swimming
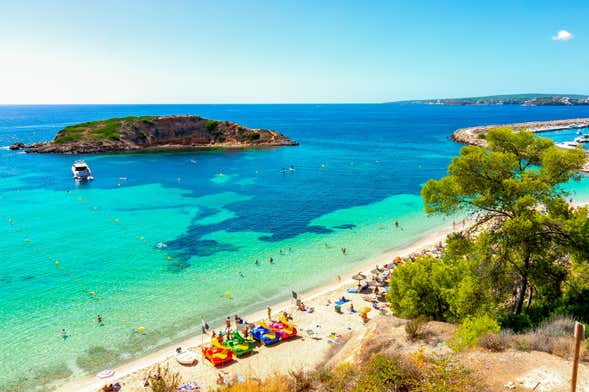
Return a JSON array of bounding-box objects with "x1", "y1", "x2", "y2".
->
[
  {"x1": 255, "y1": 259, "x2": 260, "y2": 265},
  {"x1": 97, "y1": 314, "x2": 103, "y2": 324}
]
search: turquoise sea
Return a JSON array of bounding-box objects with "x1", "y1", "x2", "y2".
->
[{"x1": 1, "y1": 104, "x2": 589, "y2": 390}]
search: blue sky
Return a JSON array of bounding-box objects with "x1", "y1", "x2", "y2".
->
[{"x1": 1, "y1": 0, "x2": 587, "y2": 103}]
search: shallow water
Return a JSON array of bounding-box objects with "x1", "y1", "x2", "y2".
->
[{"x1": 1, "y1": 104, "x2": 589, "y2": 389}]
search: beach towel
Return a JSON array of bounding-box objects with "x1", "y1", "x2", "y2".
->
[
  {"x1": 335, "y1": 299, "x2": 350, "y2": 305},
  {"x1": 177, "y1": 381, "x2": 200, "y2": 391}
]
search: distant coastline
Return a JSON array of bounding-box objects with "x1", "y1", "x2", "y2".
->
[{"x1": 390, "y1": 93, "x2": 589, "y2": 106}]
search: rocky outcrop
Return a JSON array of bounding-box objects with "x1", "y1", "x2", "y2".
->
[
  {"x1": 451, "y1": 118, "x2": 589, "y2": 172},
  {"x1": 10, "y1": 115, "x2": 298, "y2": 154}
]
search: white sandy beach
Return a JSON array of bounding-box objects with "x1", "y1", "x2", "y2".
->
[
  {"x1": 55, "y1": 201, "x2": 589, "y2": 392},
  {"x1": 54, "y1": 220, "x2": 464, "y2": 392}
]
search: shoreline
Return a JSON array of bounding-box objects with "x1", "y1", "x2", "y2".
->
[
  {"x1": 54, "y1": 200, "x2": 589, "y2": 392},
  {"x1": 55, "y1": 220, "x2": 461, "y2": 392}
]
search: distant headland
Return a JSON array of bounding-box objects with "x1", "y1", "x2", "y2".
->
[
  {"x1": 10, "y1": 115, "x2": 298, "y2": 154},
  {"x1": 392, "y1": 93, "x2": 589, "y2": 106}
]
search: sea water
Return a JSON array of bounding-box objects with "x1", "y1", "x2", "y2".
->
[{"x1": 1, "y1": 104, "x2": 589, "y2": 390}]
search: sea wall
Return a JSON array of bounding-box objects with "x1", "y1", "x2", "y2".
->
[{"x1": 451, "y1": 118, "x2": 589, "y2": 172}]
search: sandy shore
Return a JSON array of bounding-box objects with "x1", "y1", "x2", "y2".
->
[
  {"x1": 54, "y1": 221, "x2": 462, "y2": 392},
  {"x1": 53, "y1": 197, "x2": 589, "y2": 392}
]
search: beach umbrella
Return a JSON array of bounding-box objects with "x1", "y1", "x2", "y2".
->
[
  {"x1": 367, "y1": 280, "x2": 380, "y2": 287},
  {"x1": 359, "y1": 306, "x2": 372, "y2": 314},
  {"x1": 370, "y1": 268, "x2": 383, "y2": 275},
  {"x1": 394, "y1": 256, "x2": 402, "y2": 263},
  {"x1": 352, "y1": 273, "x2": 366, "y2": 281}
]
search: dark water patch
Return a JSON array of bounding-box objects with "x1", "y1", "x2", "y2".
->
[
  {"x1": 166, "y1": 239, "x2": 239, "y2": 259},
  {"x1": 76, "y1": 346, "x2": 121, "y2": 372},
  {"x1": 5, "y1": 362, "x2": 72, "y2": 392},
  {"x1": 113, "y1": 203, "x2": 197, "y2": 212},
  {"x1": 333, "y1": 224, "x2": 356, "y2": 230}
]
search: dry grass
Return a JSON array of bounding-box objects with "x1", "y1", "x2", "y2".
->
[
  {"x1": 478, "y1": 333, "x2": 507, "y2": 352},
  {"x1": 217, "y1": 350, "x2": 484, "y2": 392},
  {"x1": 497, "y1": 316, "x2": 585, "y2": 360},
  {"x1": 405, "y1": 316, "x2": 429, "y2": 341}
]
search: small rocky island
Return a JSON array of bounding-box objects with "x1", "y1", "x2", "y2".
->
[{"x1": 10, "y1": 115, "x2": 298, "y2": 154}]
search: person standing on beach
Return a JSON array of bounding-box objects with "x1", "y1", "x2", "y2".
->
[
  {"x1": 225, "y1": 317, "x2": 231, "y2": 330},
  {"x1": 269, "y1": 257, "x2": 273, "y2": 264},
  {"x1": 395, "y1": 220, "x2": 399, "y2": 228},
  {"x1": 267, "y1": 306, "x2": 272, "y2": 321}
]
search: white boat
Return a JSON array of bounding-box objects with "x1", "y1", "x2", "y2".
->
[
  {"x1": 556, "y1": 141, "x2": 583, "y2": 150},
  {"x1": 71, "y1": 160, "x2": 94, "y2": 182}
]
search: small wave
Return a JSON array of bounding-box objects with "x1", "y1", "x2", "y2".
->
[{"x1": 0, "y1": 146, "x2": 10, "y2": 150}]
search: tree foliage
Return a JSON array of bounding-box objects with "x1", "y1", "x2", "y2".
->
[{"x1": 389, "y1": 127, "x2": 589, "y2": 328}]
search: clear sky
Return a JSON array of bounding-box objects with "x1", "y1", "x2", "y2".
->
[{"x1": 1, "y1": 0, "x2": 588, "y2": 104}]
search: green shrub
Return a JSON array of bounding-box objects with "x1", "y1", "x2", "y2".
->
[
  {"x1": 248, "y1": 131, "x2": 260, "y2": 141},
  {"x1": 205, "y1": 120, "x2": 219, "y2": 132},
  {"x1": 405, "y1": 316, "x2": 429, "y2": 341},
  {"x1": 149, "y1": 364, "x2": 182, "y2": 392},
  {"x1": 513, "y1": 336, "x2": 530, "y2": 351},
  {"x1": 449, "y1": 314, "x2": 500, "y2": 352},
  {"x1": 387, "y1": 255, "x2": 456, "y2": 320}
]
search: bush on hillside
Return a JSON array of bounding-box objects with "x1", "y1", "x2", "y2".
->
[
  {"x1": 477, "y1": 333, "x2": 507, "y2": 352},
  {"x1": 449, "y1": 314, "x2": 500, "y2": 352},
  {"x1": 405, "y1": 316, "x2": 429, "y2": 341}
]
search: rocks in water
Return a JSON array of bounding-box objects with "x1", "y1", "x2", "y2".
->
[{"x1": 9, "y1": 142, "x2": 26, "y2": 150}]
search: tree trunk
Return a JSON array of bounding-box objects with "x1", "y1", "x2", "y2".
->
[
  {"x1": 526, "y1": 286, "x2": 533, "y2": 310},
  {"x1": 514, "y1": 275, "x2": 527, "y2": 315}
]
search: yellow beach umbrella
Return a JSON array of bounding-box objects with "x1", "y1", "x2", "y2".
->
[{"x1": 359, "y1": 306, "x2": 372, "y2": 314}]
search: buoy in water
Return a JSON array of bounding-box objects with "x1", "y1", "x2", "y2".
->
[
  {"x1": 54, "y1": 261, "x2": 60, "y2": 266},
  {"x1": 113, "y1": 218, "x2": 119, "y2": 223},
  {"x1": 177, "y1": 177, "x2": 182, "y2": 182},
  {"x1": 92, "y1": 207, "x2": 97, "y2": 211},
  {"x1": 167, "y1": 256, "x2": 172, "y2": 261},
  {"x1": 137, "y1": 326, "x2": 145, "y2": 333},
  {"x1": 24, "y1": 238, "x2": 30, "y2": 243},
  {"x1": 89, "y1": 291, "x2": 96, "y2": 297},
  {"x1": 219, "y1": 172, "x2": 223, "y2": 177},
  {"x1": 225, "y1": 290, "x2": 232, "y2": 298},
  {"x1": 117, "y1": 183, "x2": 121, "y2": 187},
  {"x1": 321, "y1": 164, "x2": 325, "y2": 169},
  {"x1": 139, "y1": 236, "x2": 145, "y2": 241}
]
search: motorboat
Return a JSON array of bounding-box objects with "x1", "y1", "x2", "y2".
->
[
  {"x1": 574, "y1": 134, "x2": 589, "y2": 144},
  {"x1": 555, "y1": 141, "x2": 583, "y2": 150},
  {"x1": 71, "y1": 160, "x2": 94, "y2": 182}
]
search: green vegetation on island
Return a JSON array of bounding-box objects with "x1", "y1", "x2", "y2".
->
[
  {"x1": 387, "y1": 127, "x2": 589, "y2": 349},
  {"x1": 55, "y1": 116, "x2": 155, "y2": 144}
]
